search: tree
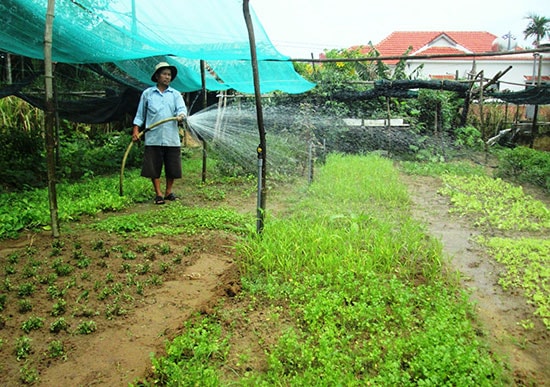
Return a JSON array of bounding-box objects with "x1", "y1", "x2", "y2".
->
[{"x1": 523, "y1": 14, "x2": 550, "y2": 47}]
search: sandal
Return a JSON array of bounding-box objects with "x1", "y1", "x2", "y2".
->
[
  {"x1": 154, "y1": 196, "x2": 165, "y2": 205},
  {"x1": 165, "y1": 193, "x2": 178, "y2": 201}
]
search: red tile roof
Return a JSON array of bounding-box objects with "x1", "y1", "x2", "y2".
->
[
  {"x1": 525, "y1": 75, "x2": 550, "y2": 82},
  {"x1": 357, "y1": 31, "x2": 526, "y2": 64}
]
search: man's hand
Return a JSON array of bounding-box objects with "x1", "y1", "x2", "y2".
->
[
  {"x1": 177, "y1": 114, "x2": 186, "y2": 123},
  {"x1": 132, "y1": 125, "x2": 141, "y2": 142}
]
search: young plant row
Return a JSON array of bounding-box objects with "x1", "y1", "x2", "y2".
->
[
  {"x1": 438, "y1": 173, "x2": 549, "y2": 329},
  {"x1": 139, "y1": 154, "x2": 508, "y2": 386},
  {"x1": 0, "y1": 231, "x2": 195, "y2": 383}
]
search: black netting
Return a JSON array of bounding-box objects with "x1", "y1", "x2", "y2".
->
[
  {"x1": 0, "y1": 60, "x2": 146, "y2": 124},
  {"x1": 488, "y1": 85, "x2": 550, "y2": 105}
]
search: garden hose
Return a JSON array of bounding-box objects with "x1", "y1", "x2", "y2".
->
[{"x1": 119, "y1": 116, "x2": 180, "y2": 196}]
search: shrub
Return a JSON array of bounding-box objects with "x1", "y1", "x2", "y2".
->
[
  {"x1": 454, "y1": 126, "x2": 484, "y2": 149},
  {"x1": 0, "y1": 126, "x2": 46, "y2": 192},
  {"x1": 496, "y1": 146, "x2": 550, "y2": 192}
]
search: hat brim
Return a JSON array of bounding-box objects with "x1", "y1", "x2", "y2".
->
[{"x1": 151, "y1": 66, "x2": 177, "y2": 83}]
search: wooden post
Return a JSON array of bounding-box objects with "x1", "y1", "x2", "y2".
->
[
  {"x1": 530, "y1": 54, "x2": 543, "y2": 149},
  {"x1": 6, "y1": 53, "x2": 12, "y2": 84},
  {"x1": 199, "y1": 59, "x2": 207, "y2": 182},
  {"x1": 460, "y1": 90, "x2": 471, "y2": 128},
  {"x1": 385, "y1": 96, "x2": 391, "y2": 129},
  {"x1": 44, "y1": 0, "x2": 60, "y2": 237},
  {"x1": 478, "y1": 71, "x2": 490, "y2": 161},
  {"x1": 243, "y1": 0, "x2": 267, "y2": 234}
]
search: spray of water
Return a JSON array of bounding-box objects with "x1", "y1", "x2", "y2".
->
[{"x1": 185, "y1": 101, "x2": 346, "y2": 176}]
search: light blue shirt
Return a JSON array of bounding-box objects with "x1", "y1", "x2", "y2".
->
[{"x1": 133, "y1": 86, "x2": 187, "y2": 146}]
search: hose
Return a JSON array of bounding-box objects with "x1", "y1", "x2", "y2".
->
[{"x1": 119, "y1": 116, "x2": 179, "y2": 196}]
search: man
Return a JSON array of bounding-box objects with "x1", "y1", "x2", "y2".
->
[{"x1": 132, "y1": 62, "x2": 187, "y2": 205}]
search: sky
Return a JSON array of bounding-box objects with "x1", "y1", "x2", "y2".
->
[{"x1": 250, "y1": 0, "x2": 550, "y2": 58}]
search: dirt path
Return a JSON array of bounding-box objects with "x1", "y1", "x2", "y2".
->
[{"x1": 404, "y1": 174, "x2": 549, "y2": 386}]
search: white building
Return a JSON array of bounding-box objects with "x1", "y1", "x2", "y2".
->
[{"x1": 360, "y1": 31, "x2": 549, "y2": 92}]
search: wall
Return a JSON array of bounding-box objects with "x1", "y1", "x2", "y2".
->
[{"x1": 405, "y1": 57, "x2": 549, "y2": 92}]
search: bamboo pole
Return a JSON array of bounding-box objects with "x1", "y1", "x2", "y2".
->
[
  {"x1": 199, "y1": 59, "x2": 207, "y2": 183},
  {"x1": 44, "y1": 0, "x2": 59, "y2": 237},
  {"x1": 530, "y1": 54, "x2": 543, "y2": 149},
  {"x1": 243, "y1": 0, "x2": 267, "y2": 234}
]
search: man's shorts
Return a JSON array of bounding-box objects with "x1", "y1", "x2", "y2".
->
[{"x1": 141, "y1": 146, "x2": 182, "y2": 179}]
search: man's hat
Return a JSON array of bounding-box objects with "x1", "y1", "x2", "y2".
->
[{"x1": 151, "y1": 62, "x2": 177, "y2": 82}]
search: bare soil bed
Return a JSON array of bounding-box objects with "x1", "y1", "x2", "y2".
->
[{"x1": 0, "y1": 173, "x2": 548, "y2": 386}]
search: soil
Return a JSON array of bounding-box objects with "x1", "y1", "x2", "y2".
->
[{"x1": 0, "y1": 172, "x2": 548, "y2": 386}]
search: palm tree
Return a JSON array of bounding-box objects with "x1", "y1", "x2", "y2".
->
[{"x1": 523, "y1": 14, "x2": 550, "y2": 47}]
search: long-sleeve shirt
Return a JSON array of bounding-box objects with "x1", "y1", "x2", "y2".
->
[{"x1": 133, "y1": 86, "x2": 187, "y2": 147}]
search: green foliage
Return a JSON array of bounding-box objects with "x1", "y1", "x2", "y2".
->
[
  {"x1": 257, "y1": 275, "x2": 500, "y2": 386},
  {"x1": 477, "y1": 237, "x2": 549, "y2": 329},
  {"x1": 15, "y1": 335, "x2": 32, "y2": 360},
  {"x1": 92, "y1": 202, "x2": 248, "y2": 236},
  {"x1": 496, "y1": 146, "x2": 550, "y2": 192},
  {"x1": 239, "y1": 154, "x2": 441, "y2": 281},
  {"x1": 75, "y1": 320, "x2": 96, "y2": 335},
  {"x1": 47, "y1": 340, "x2": 66, "y2": 359},
  {"x1": 58, "y1": 131, "x2": 142, "y2": 181},
  {"x1": 416, "y1": 89, "x2": 463, "y2": 133},
  {"x1": 17, "y1": 282, "x2": 35, "y2": 298},
  {"x1": 50, "y1": 317, "x2": 69, "y2": 333},
  {"x1": 295, "y1": 47, "x2": 384, "y2": 118},
  {"x1": 51, "y1": 258, "x2": 74, "y2": 277},
  {"x1": 51, "y1": 299, "x2": 67, "y2": 316},
  {"x1": 147, "y1": 317, "x2": 229, "y2": 386},
  {"x1": 0, "y1": 97, "x2": 46, "y2": 192},
  {"x1": 18, "y1": 299, "x2": 32, "y2": 313},
  {"x1": 439, "y1": 174, "x2": 550, "y2": 231},
  {"x1": 400, "y1": 160, "x2": 486, "y2": 177},
  {"x1": 0, "y1": 293, "x2": 6, "y2": 311},
  {"x1": 19, "y1": 364, "x2": 39, "y2": 384},
  {"x1": 144, "y1": 154, "x2": 506, "y2": 386},
  {"x1": 454, "y1": 126, "x2": 484, "y2": 149},
  {"x1": 0, "y1": 170, "x2": 150, "y2": 239},
  {"x1": 21, "y1": 315, "x2": 44, "y2": 333},
  {"x1": 0, "y1": 97, "x2": 140, "y2": 192},
  {"x1": 0, "y1": 125, "x2": 46, "y2": 192},
  {"x1": 523, "y1": 13, "x2": 550, "y2": 47}
]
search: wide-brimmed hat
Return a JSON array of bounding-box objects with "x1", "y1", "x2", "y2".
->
[{"x1": 151, "y1": 62, "x2": 177, "y2": 82}]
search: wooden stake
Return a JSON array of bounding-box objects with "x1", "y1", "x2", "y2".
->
[
  {"x1": 44, "y1": 0, "x2": 60, "y2": 237},
  {"x1": 243, "y1": 0, "x2": 267, "y2": 234}
]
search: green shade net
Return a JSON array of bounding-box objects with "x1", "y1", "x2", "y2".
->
[{"x1": 0, "y1": 0, "x2": 315, "y2": 122}]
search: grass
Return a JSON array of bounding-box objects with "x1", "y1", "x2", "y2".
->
[{"x1": 140, "y1": 154, "x2": 509, "y2": 386}]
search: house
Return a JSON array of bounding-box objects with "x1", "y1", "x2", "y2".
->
[{"x1": 357, "y1": 31, "x2": 549, "y2": 92}]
